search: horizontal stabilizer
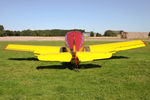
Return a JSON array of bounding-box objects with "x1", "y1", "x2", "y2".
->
[
  {"x1": 77, "y1": 52, "x2": 112, "y2": 61},
  {"x1": 37, "y1": 52, "x2": 72, "y2": 62}
]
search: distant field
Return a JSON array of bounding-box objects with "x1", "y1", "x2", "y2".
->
[
  {"x1": 0, "y1": 41, "x2": 150, "y2": 100},
  {"x1": 1, "y1": 36, "x2": 149, "y2": 41}
]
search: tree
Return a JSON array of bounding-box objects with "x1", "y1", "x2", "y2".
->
[
  {"x1": 119, "y1": 30, "x2": 124, "y2": 34},
  {"x1": 96, "y1": 33, "x2": 102, "y2": 37},
  {"x1": 104, "y1": 30, "x2": 124, "y2": 37},
  {"x1": 104, "y1": 30, "x2": 117, "y2": 37},
  {"x1": 0, "y1": 31, "x2": 3, "y2": 36},
  {"x1": 0, "y1": 25, "x2": 4, "y2": 31},
  {"x1": 0, "y1": 25, "x2": 4, "y2": 36},
  {"x1": 90, "y1": 31, "x2": 94, "y2": 37},
  {"x1": 4, "y1": 30, "x2": 14, "y2": 36},
  {"x1": 14, "y1": 31, "x2": 21, "y2": 36},
  {"x1": 0, "y1": 28, "x2": 85, "y2": 36}
]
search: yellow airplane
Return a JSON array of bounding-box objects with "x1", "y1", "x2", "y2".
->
[{"x1": 5, "y1": 31, "x2": 146, "y2": 71}]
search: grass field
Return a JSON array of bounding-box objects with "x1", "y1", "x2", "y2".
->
[{"x1": 0, "y1": 41, "x2": 150, "y2": 100}]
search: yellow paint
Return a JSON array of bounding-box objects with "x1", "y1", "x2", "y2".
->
[
  {"x1": 89, "y1": 40, "x2": 146, "y2": 52},
  {"x1": 66, "y1": 46, "x2": 71, "y2": 52},
  {"x1": 79, "y1": 45, "x2": 84, "y2": 52},
  {"x1": 37, "y1": 52, "x2": 72, "y2": 62},
  {"x1": 73, "y1": 44, "x2": 76, "y2": 53},
  {"x1": 5, "y1": 44, "x2": 61, "y2": 53},
  {"x1": 77, "y1": 52, "x2": 112, "y2": 61}
]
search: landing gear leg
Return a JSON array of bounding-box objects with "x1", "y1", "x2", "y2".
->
[{"x1": 71, "y1": 53, "x2": 79, "y2": 72}]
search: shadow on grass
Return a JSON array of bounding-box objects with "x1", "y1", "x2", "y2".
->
[
  {"x1": 9, "y1": 56, "x2": 128, "y2": 61},
  {"x1": 99, "y1": 56, "x2": 129, "y2": 61},
  {"x1": 111, "y1": 56, "x2": 129, "y2": 59},
  {"x1": 9, "y1": 57, "x2": 38, "y2": 61},
  {"x1": 36, "y1": 63, "x2": 101, "y2": 70},
  {"x1": 8, "y1": 56, "x2": 128, "y2": 70}
]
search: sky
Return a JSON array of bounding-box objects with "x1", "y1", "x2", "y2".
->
[{"x1": 0, "y1": 0, "x2": 150, "y2": 34}]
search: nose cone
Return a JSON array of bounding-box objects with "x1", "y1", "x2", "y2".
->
[{"x1": 66, "y1": 31, "x2": 84, "y2": 52}]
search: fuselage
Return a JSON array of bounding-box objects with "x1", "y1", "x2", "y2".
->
[{"x1": 65, "y1": 31, "x2": 84, "y2": 53}]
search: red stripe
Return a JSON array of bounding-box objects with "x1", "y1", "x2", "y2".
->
[
  {"x1": 141, "y1": 40, "x2": 146, "y2": 45},
  {"x1": 4, "y1": 44, "x2": 8, "y2": 49}
]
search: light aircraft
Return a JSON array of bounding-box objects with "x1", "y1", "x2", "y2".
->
[{"x1": 5, "y1": 31, "x2": 146, "y2": 71}]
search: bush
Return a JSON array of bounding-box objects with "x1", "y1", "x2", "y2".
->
[
  {"x1": 96, "y1": 33, "x2": 102, "y2": 37},
  {"x1": 104, "y1": 30, "x2": 117, "y2": 37},
  {"x1": 90, "y1": 31, "x2": 94, "y2": 37}
]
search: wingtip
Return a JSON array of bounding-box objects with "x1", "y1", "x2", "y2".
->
[
  {"x1": 141, "y1": 40, "x2": 146, "y2": 46},
  {"x1": 4, "y1": 44, "x2": 8, "y2": 49}
]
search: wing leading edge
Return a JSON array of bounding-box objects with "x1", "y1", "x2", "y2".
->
[{"x1": 5, "y1": 44, "x2": 61, "y2": 54}]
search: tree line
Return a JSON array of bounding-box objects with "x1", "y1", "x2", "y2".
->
[
  {"x1": 0, "y1": 25, "x2": 85, "y2": 37},
  {"x1": 0, "y1": 25, "x2": 123, "y2": 37}
]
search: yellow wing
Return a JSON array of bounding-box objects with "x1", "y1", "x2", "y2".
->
[
  {"x1": 4, "y1": 44, "x2": 72, "y2": 62},
  {"x1": 89, "y1": 40, "x2": 146, "y2": 53},
  {"x1": 77, "y1": 40, "x2": 146, "y2": 62},
  {"x1": 5, "y1": 44, "x2": 61, "y2": 54}
]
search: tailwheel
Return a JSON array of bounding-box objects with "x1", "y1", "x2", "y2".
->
[
  {"x1": 74, "y1": 64, "x2": 79, "y2": 72},
  {"x1": 71, "y1": 52, "x2": 79, "y2": 72},
  {"x1": 71, "y1": 59, "x2": 79, "y2": 72},
  {"x1": 74, "y1": 68, "x2": 79, "y2": 72}
]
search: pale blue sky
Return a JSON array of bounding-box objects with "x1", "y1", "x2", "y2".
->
[{"x1": 1, "y1": 0, "x2": 150, "y2": 34}]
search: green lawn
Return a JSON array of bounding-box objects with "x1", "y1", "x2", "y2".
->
[{"x1": 0, "y1": 41, "x2": 150, "y2": 100}]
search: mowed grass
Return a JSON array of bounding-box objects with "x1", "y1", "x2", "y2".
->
[{"x1": 0, "y1": 41, "x2": 150, "y2": 100}]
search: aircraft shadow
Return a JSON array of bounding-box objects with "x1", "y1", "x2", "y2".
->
[
  {"x1": 9, "y1": 57, "x2": 38, "y2": 61},
  {"x1": 99, "y1": 56, "x2": 129, "y2": 60},
  {"x1": 8, "y1": 56, "x2": 128, "y2": 70},
  {"x1": 8, "y1": 56, "x2": 128, "y2": 61},
  {"x1": 36, "y1": 63, "x2": 101, "y2": 70},
  {"x1": 110, "y1": 56, "x2": 129, "y2": 59}
]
